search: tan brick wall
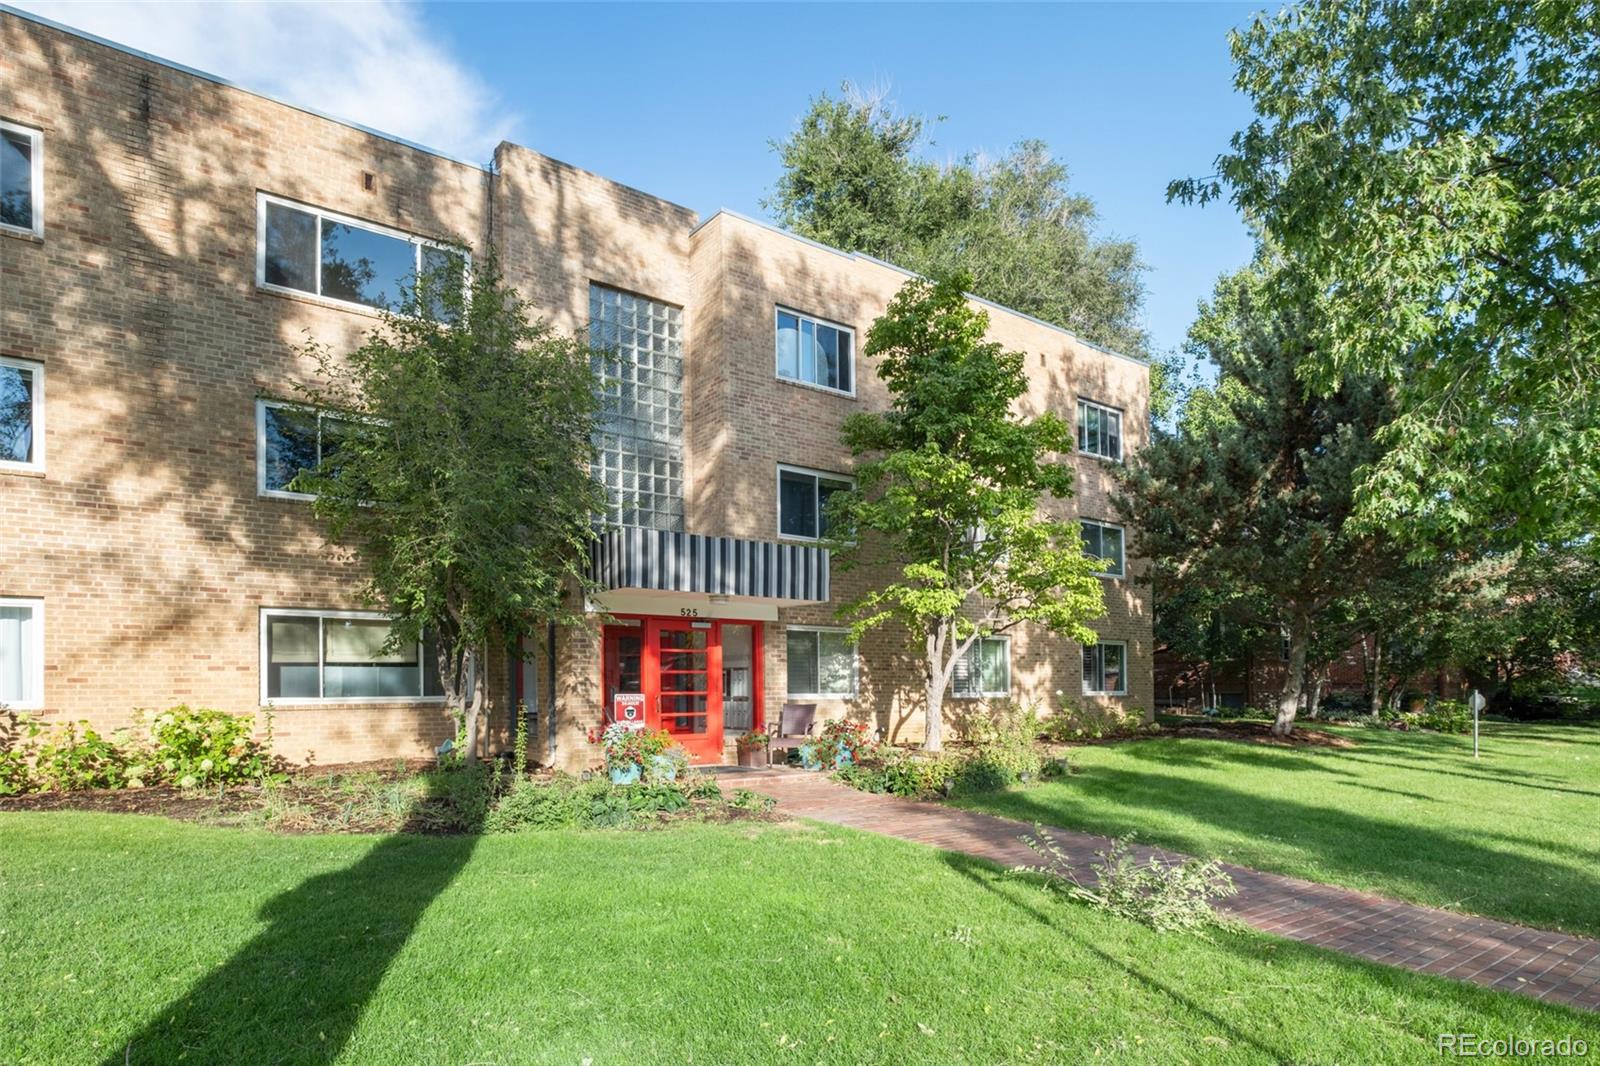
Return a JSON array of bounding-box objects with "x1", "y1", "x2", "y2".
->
[
  {"x1": 2, "y1": 12, "x2": 1152, "y2": 772},
  {"x1": 1, "y1": 13, "x2": 487, "y2": 764}
]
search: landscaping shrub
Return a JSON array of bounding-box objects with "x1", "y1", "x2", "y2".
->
[
  {"x1": 955, "y1": 701, "x2": 1043, "y2": 789},
  {"x1": 34, "y1": 720, "x2": 139, "y2": 792},
  {"x1": 145, "y1": 705, "x2": 278, "y2": 788},
  {"x1": 1407, "y1": 700, "x2": 1471, "y2": 734},
  {"x1": 1043, "y1": 698, "x2": 1140, "y2": 741},
  {"x1": 413, "y1": 762, "x2": 497, "y2": 832},
  {"x1": 1022, "y1": 827, "x2": 1237, "y2": 934},
  {"x1": 485, "y1": 771, "x2": 735, "y2": 832}
]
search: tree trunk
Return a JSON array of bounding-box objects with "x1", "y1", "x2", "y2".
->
[
  {"x1": 1368, "y1": 634, "x2": 1384, "y2": 717},
  {"x1": 461, "y1": 643, "x2": 487, "y2": 762},
  {"x1": 923, "y1": 627, "x2": 945, "y2": 753},
  {"x1": 1273, "y1": 617, "x2": 1309, "y2": 737},
  {"x1": 1307, "y1": 673, "x2": 1324, "y2": 719}
]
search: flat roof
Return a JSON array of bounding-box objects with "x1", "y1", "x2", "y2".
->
[{"x1": 694, "y1": 210, "x2": 1145, "y2": 368}]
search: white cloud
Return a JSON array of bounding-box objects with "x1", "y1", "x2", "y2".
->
[{"x1": 15, "y1": 0, "x2": 518, "y2": 160}]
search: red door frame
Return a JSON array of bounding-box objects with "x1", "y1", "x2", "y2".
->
[{"x1": 598, "y1": 615, "x2": 764, "y2": 764}]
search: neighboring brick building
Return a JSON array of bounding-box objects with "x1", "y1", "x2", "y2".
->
[{"x1": 1, "y1": 9, "x2": 1153, "y2": 772}]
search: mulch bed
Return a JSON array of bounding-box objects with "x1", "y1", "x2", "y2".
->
[{"x1": 1162, "y1": 719, "x2": 1357, "y2": 748}]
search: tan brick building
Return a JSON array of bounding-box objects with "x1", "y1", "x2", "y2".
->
[{"x1": 0, "y1": 9, "x2": 1152, "y2": 773}]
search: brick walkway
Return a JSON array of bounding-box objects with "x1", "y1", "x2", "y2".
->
[{"x1": 735, "y1": 767, "x2": 1600, "y2": 1013}]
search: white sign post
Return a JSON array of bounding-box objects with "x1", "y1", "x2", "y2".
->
[{"x1": 1469, "y1": 690, "x2": 1486, "y2": 759}]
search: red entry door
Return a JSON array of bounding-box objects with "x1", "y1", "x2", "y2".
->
[{"x1": 647, "y1": 619, "x2": 723, "y2": 763}]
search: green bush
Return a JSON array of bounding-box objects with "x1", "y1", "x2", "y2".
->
[
  {"x1": 0, "y1": 714, "x2": 43, "y2": 795},
  {"x1": 1023, "y1": 827, "x2": 1237, "y2": 934},
  {"x1": 485, "y1": 774, "x2": 586, "y2": 832},
  {"x1": 414, "y1": 762, "x2": 497, "y2": 831},
  {"x1": 1043, "y1": 699, "x2": 1139, "y2": 741},
  {"x1": 34, "y1": 720, "x2": 138, "y2": 792},
  {"x1": 145, "y1": 706, "x2": 278, "y2": 788},
  {"x1": 1408, "y1": 700, "x2": 1471, "y2": 734},
  {"x1": 958, "y1": 701, "x2": 1043, "y2": 787}
]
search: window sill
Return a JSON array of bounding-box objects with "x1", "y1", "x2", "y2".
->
[
  {"x1": 256, "y1": 281, "x2": 387, "y2": 319},
  {"x1": 775, "y1": 375, "x2": 857, "y2": 401},
  {"x1": 259, "y1": 488, "x2": 316, "y2": 503},
  {"x1": 950, "y1": 692, "x2": 1011, "y2": 701},
  {"x1": 1, "y1": 226, "x2": 43, "y2": 244},
  {"x1": 788, "y1": 693, "x2": 856, "y2": 701},
  {"x1": 0, "y1": 463, "x2": 46, "y2": 478},
  {"x1": 1082, "y1": 691, "x2": 1129, "y2": 699},
  {"x1": 1079, "y1": 452, "x2": 1123, "y2": 465}
]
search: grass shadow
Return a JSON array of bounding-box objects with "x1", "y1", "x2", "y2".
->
[
  {"x1": 935, "y1": 851, "x2": 1295, "y2": 1061},
  {"x1": 959, "y1": 763, "x2": 1600, "y2": 935},
  {"x1": 106, "y1": 773, "x2": 486, "y2": 1065}
]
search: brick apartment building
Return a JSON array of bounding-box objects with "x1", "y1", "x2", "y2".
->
[{"x1": 0, "y1": 9, "x2": 1152, "y2": 772}]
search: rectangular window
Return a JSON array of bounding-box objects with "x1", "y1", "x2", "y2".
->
[
  {"x1": 1082, "y1": 641, "x2": 1128, "y2": 696},
  {"x1": 0, "y1": 598, "x2": 43, "y2": 709},
  {"x1": 591, "y1": 285, "x2": 685, "y2": 531},
  {"x1": 952, "y1": 636, "x2": 1010, "y2": 698},
  {"x1": 256, "y1": 193, "x2": 467, "y2": 312},
  {"x1": 777, "y1": 465, "x2": 853, "y2": 540},
  {"x1": 1077, "y1": 399, "x2": 1123, "y2": 461},
  {"x1": 1080, "y1": 519, "x2": 1125, "y2": 577},
  {"x1": 0, "y1": 121, "x2": 42, "y2": 237},
  {"x1": 776, "y1": 308, "x2": 853, "y2": 394},
  {"x1": 261, "y1": 609, "x2": 445, "y2": 702},
  {"x1": 256, "y1": 400, "x2": 360, "y2": 499},
  {"x1": 0, "y1": 356, "x2": 43, "y2": 472},
  {"x1": 786, "y1": 627, "x2": 856, "y2": 698}
]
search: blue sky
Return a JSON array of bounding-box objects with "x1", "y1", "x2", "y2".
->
[{"x1": 20, "y1": 0, "x2": 1262, "y2": 362}]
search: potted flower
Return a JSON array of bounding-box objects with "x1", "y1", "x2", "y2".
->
[
  {"x1": 736, "y1": 731, "x2": 770, "y2": 768},
  {"x1": 816, "y1": 718, "x2": 875, "y2": 769},
  {"x1": 592, "y1": 723, "x2": 674, "y2": 785}
]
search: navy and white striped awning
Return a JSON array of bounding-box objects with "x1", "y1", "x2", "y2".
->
[{"x1": 588, "y1": 527, "x2": 830, "y2": 603}]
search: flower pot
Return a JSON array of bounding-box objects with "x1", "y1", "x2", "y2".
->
[
  {"x1": 609, "y1": 762, "x2": 642, "y2": 786},
  {"x1": 648, "y1": 753, "x2": 679, "y2": 782},
  {"x1": 798, "y1": 742, "x2": 822, "y2": 771},
  {"x1": 737, "y1": 747, "x2": 769, "y2": 768},
  {"x1": 834, "y1": 748, "x2": 854, "y2": 769}
]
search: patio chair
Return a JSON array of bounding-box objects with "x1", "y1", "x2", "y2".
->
[{"x1": 767, "y1": 702, "x2": 817, "y2": 764}]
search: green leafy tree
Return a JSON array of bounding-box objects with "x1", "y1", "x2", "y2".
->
[
  {"x1": 294, "y1": 254, "x2": 604, "y2": 760},
  {"x1": 766, "y1": 86, "x2": 1170, "y2": 412},
  {"x1": 831, "y1": 273, "x2": 1106, "y2": 752},
  {"x1": 1172, "y1": 0, "x2": 1600, "y2": 547},
  {"x1": 1119, "y1": 259, "x2": 1396, "y2": 734}
]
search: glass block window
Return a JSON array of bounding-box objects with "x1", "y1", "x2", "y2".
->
[{"x1": 590, "y1": 285, "x2": 685, "y2": 531}]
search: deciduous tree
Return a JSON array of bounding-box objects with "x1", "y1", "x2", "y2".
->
[
  {"x1": 832, "y1": 274, "x2": 1106, "y2": 751},
  {"x1": 294, "y1": 254, "x2": 603, "y2": 760}
]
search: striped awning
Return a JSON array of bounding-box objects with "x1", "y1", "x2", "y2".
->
[{"x1": 588, "y1": 527, "x2": 830, "y2": 604}]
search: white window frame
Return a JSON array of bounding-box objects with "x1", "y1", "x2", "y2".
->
[
  {"x1": 776, "y1": 463, "x2": 855, "y2": 542},
  {"x1": 259, "y1": 608, "x2": 447, "y2": 705},
  {"x1": 257, "y1": 398, "x2": 355, "y2": 501},
  {"x1": 254, "y1": 192, "x2": 468, "y2": 313},
  {"x1": 1081, "y1": 518, "x2": 1126, "y2": 578},
  {"x1": 0, "y1": 356, "x2": 44, "y2": 474},
  {"x1": 785, "y1": 625, "x2": 858, "y2": 699},
  {"x1": 1082, "y1": 641, "x2": 1129, "y2": 696},
  {"x1": 0, "y1": 120, "x2": 44, "y2": 239},
  {"x1": 0, "y1": 596, "x2": 44, "y2": 710},
  {"x1": 1077, "y1": 398, "x2": 1124, "y2": 462},
  {"x1": 951, "y1": 635, "x2": 1011, "y2": 699},
  {"x1": 774, "y1": 306, "x2": 856, "y2": 397}
]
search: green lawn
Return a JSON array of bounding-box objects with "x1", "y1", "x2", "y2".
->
[
  {"x1": 955, "y1": 721, "x2": 1600, "y2": 937},
  {"x1": 2, "y1": 813, "x2": 1596, "y2": 1064}
]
